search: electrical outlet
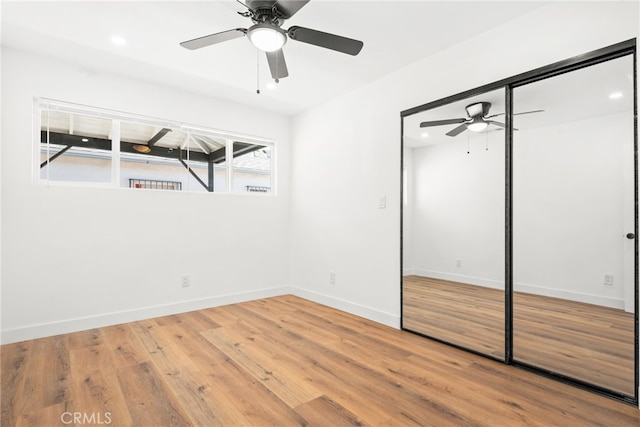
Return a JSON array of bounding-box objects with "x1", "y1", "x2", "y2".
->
[
  {"x1": 329, "y1": 271, "x2": 336, "y2": 284},
  {"x1": 604, "y1": 274, "x2": 614, "y2": 285},
  {"x1": 181, "y1": 274, "x2": 191, "y2": 287},
  {"x1": 456, "y1": 259, "x2": 462, "y2": 268}
]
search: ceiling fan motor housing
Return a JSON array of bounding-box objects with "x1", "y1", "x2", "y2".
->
[
  {"x1": 466, "y1": 102, "x2": 491, "y2": 118},
  {"x1": 247, "y1": 1, "x2": 288, "y2": 26}
]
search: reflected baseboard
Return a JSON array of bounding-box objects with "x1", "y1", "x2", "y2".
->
[
  {"x1": 404, "y1": 269, "x2": 627, "y2": 311},
  {"x1": 515, "y1": 282, "x2": 625, "y2": 311},
  {"x1": 405, "y1": 269, "x2": 503, "y2": 290}
]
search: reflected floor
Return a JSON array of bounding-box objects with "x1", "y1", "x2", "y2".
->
[{"x1": 402, "y1": 275, "x2": 635, "y2": 396}]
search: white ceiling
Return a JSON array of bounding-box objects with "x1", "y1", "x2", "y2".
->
[{"x1": 1, "y1": 0, "x2": 549, "y2": 116}]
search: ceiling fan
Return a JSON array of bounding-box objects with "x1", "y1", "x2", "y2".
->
[
  {"x1": 180, "y1": 0, "x2": 364, "y2": 81},
  {"x1": 419, "y1": 102, "x2": 544, "y2": 137}
]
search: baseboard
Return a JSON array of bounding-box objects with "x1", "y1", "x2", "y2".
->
[
  {"x1": 514, "y1": 283, "x2": 624, "y2": 310},
  {"x1": 290, "y1": 287, "x2": 401, "y2": 329},
  {"x1": 1, "y1": 286, "x2": 293, "y2": 344},
  {"x1": 409, "y1": 269, "x2": 504, "y2": 290}
]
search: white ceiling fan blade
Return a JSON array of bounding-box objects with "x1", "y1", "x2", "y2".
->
[
  {"x1": 180, "y1": 29, "x2": 246, "y2": 50},
  {"x1": 266, "y1": 49, "x2": 289, "y2": 79}
]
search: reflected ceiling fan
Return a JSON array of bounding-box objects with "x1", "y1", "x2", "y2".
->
[
  {"x1": 419, "y1": 102, "x2": 544, "y2": 137},
  {"x1": 180, "y1": 0, "x2": 364, "y2": 81}
]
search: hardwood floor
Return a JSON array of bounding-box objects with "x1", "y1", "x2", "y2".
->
[
  {"x1": 403, "y1": 275, "x2": 636, "y2": 396},
  {"x1": 2, "y1": 295, "x2": 639, "y2": 426},
  {"x1": 403, "y1": 277, "x2": 505, "y2": 358}
]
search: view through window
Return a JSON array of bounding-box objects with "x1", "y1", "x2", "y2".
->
[{"x1": 37, "y1": 100, "x2": 275, "y2": 194}]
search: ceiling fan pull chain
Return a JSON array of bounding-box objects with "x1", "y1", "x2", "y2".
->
[
  {"x1": 467, "y1": 132, "x2": 470, "y2": 154},
  {"x1": 486, "y1": 132, "x2": 489, "y2": 151},
  {"x1": 256, "y1": 49, "x2": 261, "y2": 94}
]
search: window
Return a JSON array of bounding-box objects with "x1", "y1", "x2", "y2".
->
[
  {"x1": 40, "y1": 107, "x2": 113, "y2": 184},
  {"x1": 36, "y1": 99, "x2": 275, "y2": 194},
  {"x1": 232, "y1": 142, "x2": 272, "y2": 193}
]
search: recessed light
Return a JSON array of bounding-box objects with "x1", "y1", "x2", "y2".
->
[
  {"x1": 111, "y1": 35, "x2": 127, "y2": 46},
  {"x1": 81, "y1": 138, "x2": 89, "y2": 142},
  {"x1": 609, "y1": 91, "x2": 623, "y2": 99},
  {"x1": 421, "y1": 132, "x2": 429, "y2": 138}
]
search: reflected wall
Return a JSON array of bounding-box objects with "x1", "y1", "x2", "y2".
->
[{"x1": 402, "y1": 88, "x2": 505, "y2": 358}]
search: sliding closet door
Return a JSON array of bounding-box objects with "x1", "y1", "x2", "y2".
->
[
  {"x1": 512, "y1": 55, "x2": 636, "y2": 397},
  {"x1": 402, "y1": 88, "x2": 505, "y2": 359}
]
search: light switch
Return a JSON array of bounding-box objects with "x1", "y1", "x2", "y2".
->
[{"x1": 378, "y1": 195, "x2": 386, "y2": 209}]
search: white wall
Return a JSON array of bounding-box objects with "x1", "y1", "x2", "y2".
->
[
  {"x1": 1, "y1": 48, "x2": 291, "y2": 343},
  {"x1": 289, "y1": 1, "x2": 639, "y2": 328},
  {"x1": 407, "y1": 131, "x2": 505, "y2": 288}
]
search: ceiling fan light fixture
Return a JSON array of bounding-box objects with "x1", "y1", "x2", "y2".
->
[
  {"x1": 247, "y1": 24, "x2": 286, "y2": 52},
  {"x1": 467, "y1": 120, "x2": 488, "y2": 132}
]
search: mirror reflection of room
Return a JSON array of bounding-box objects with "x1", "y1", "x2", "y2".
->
[
  {"x1": 512, "y1": 54, "x2": 635, "y2": 396},
  {"x1": 402, "y1": 53, "x2": 636, "y2": 399},
  {"x1": 402, "y1": 88, "x2": 506, "y2": 359}
]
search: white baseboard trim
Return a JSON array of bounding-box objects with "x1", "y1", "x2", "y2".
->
[
  {"x1": 1, "y1": 286, "x2": 293, "y2": 344},
  {"x1": 290, "y1": 287, "x2": 401, "y2": 329}
]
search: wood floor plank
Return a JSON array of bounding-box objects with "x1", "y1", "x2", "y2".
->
[
  {"x1": 68, "y1": 369, "x2": 133, "y2": 426},
  {"x1": 131, "y1": 321, "x2": 228, "y2": 426},
  {"x1": 15, "y1": 335, "x2": 70, "y2": 416},
  {"x1": 116, "y1": 361, "x2": 190, "y2": 427},
  {"x1": 0, "y1": 341, "x2": 31, "y2": 427},
  {"x1": 67, "y1": 328, "x2": 103, "y2": 350},
  {"x1": 14, "y1": 402, "x2": 69, "y2": 427},
  {"x1": 192, "y1": 345, "x2": 292, "y2": 426},
  {"x1": 2, "y1": 295, "x2": 638, "y2": 426},
  {"x1": 100, "y1": 323, "x2": 151, "y2": 369},
  {"x1": 69, "y1": 341, "x2": 116, "y2": 379},
  {"x1": 173, "y1": 310, "x2": 222, "y2": 332},
  {"x1": 200, "y1": 325, "x2": 324, "y2": 408},
  {"x1": 152, "y1": 322, "x2": 255, "y2": 426},
  {"x1": 294, "y1": 395, "x2": 364, "y2": 426}
]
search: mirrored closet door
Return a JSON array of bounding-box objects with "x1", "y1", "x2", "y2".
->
[
  {"x1": 402, "y1": 88, "x2": 506, "y2": 359},
  {"x1": 402, "y1": 40, "x2": 637, "y2": 404},
  {"x1": 512, "y1": 54, "x2": 636, "y2": 396}
]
